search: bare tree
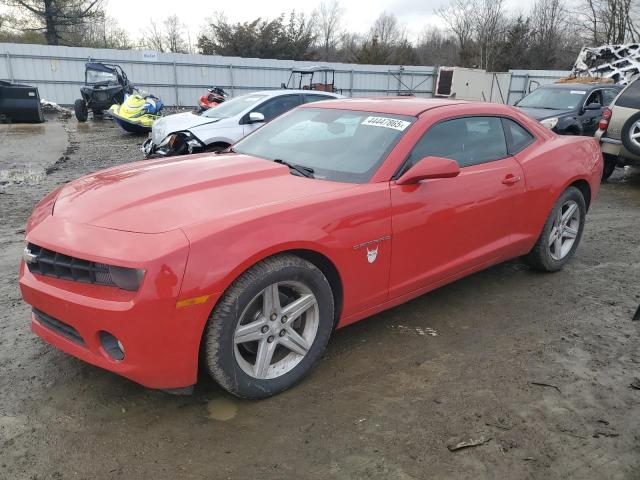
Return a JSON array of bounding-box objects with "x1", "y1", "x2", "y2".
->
[
  {"x1": 577, "y1": 0, "x2": 639, "y2": 44},
  {"x1": 370, "y1": 11, "x2": 404, "y2": 46},
  {"x1": 141, "y1": 19, "x2": 165, "y2": 51},
  {"x1": 436, "y1": 0, "x2": 476, "y2": 66},
  {"x1": 4, "y1": 0, "x2": 104, "y2": 45},
  {"x1": 529, "y1": 0, "x2": 569, "y2": 68},
  {"x1": 313, "y1": 0, "x2": 343, "y2": 60},
  {"x1": 64, "y1": 10, "x2": 131, "y2": 49},
  {"x1": 164, "y1": 15, "x2": 188, "y2": 53},
  {"x1": 415, "y1": 27, "x2": 459, "y2": 66},
  {"x1": 474, "y1": 0, "x2": 508, "y2": 70}
]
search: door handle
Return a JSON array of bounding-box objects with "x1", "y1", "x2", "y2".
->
[{"x1": 502, "y1": 174, "x2": 521, "y2": 185}]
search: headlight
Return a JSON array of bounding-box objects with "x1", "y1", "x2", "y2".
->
[
  {"x1": 108, "y1": 266, "x2": 145, "y2": 291},
  {"x1": 540, "y1": 117, "x2": 559, "y2": 130}
]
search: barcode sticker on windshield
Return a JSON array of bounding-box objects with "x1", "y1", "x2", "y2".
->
[
  {"x1": 570, "y1": 90, "x2": 587, "y2": 95},
  {"x1": 362, "y1": 116, "x2": 411, "y2": 131}
]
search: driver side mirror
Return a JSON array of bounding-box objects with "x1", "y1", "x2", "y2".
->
[
  {"x1": 584, "y1": 102, "x2": 602, "y2": 111},
  {"x1": 248, "y1": 112, "x2": 265, "y2": 124},
  {"x1": 396, "y1": 156, "x2": 460, "y2": 185}
]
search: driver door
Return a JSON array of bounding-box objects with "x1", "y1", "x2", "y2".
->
[
  {"x1": 581, "y1": 90, "x2": 603, "y2": 135},
  {"x1": 389, "y1": 116, "x2": 526, "y2": 298}
]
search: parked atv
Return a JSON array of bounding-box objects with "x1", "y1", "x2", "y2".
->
[
  {"x1": 198, "y1": 87, "x2": 228, "y2": 113},
  {"x1": 282, "y1": 66, "x2": 339, "y2": 93},
  {"x1": 107, "y1": 93, "x2": 163, "y2": 134},
  {"x1": 74, "y1": 63, "x2": 133, "y2": 122}
]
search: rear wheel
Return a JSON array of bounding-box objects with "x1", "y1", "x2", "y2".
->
[
  {"x1": 602, "y1": 153, "x2": 617, "y2": 181},
  {"x1": 203, "y1": 254, "x2": 334, "y2": 399},
  {"x1": 74, "y1": 99, "x2": 88, "y2": 122},
  {"x1": 621, "y1": 111, "x2": 640, "y2": 157},
  {"x1": 523, "y1": 186, "x2": 586, "y2": 272}
]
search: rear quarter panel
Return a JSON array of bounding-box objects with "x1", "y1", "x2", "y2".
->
[
  {"x1": 607, "y1": 104, "x2": 637, "y2": 140},
  {"x1": 513, "y1": 134, "x2": 602, "y2": 252}
]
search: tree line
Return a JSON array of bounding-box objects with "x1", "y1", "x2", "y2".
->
[{"x1": 1, "y1": 0, "x2": 639, "y2": 71}]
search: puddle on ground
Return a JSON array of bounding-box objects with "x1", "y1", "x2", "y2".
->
[
  {"x1": 206, "y1": 397, "x2": 238, "y2": 421},
  {"x1": 0, "y1": 168, "x2": 46, "y2": 186},
  {"x1": 390, "y1": 325, "x2": 438, "y2": 337}
]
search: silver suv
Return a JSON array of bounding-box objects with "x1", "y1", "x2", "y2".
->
[{"x1": 595, "y1": 77, "x2": 640, "y2": 179}]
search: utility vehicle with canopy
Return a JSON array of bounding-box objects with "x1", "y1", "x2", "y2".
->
[{"x1": 74, "y1": 62, "x2": 133, "y2": 122}]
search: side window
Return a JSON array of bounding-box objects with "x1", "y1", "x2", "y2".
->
[
  {"x1": 616, "y1": 79, "x2": 640, "y2": 109},
  {"x1": 585, "y1": 90, "x2": 602, "y2": 107},
  {"x1": 254, "y1": 95, "x2": 301, "y2": 121},
  {"x1": 303, "y1": 94, "x2": 335, "y2": 103},
  {"x1": 406, "y1": 116, "x2": 508, "y2": 169},
  {"x1": 502, "y1": 118, "x2": 535, "y2": 155},
  {"x1": 602, "y1": 89, "x2": 618, "y2": 105}
]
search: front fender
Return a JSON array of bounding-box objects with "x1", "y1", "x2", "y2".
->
[
  {"x1": 557, "y1": 117, "x2": 582, "y2": 135},
  {"x1": 178, "y1": 223, "x2": 341, "y2": 302},
  {"x1": 176, "y1": 183, "x2": 393, "y2": 327}
]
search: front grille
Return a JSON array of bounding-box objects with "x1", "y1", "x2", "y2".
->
[
  {"x1": 33, "y1": 309, "x2": 84, "y2": 345},
  {"x1": 26, "y1": 243, "x2": 116, "y2": 287}
]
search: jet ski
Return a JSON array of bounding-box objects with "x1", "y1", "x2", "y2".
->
[{"x1": 108, "y1": 93, "x2": 163, "y2": 134}]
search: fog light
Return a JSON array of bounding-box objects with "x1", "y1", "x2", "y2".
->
[{"x1": 99, "y1": 331, "x2": 125, "y2": 361}]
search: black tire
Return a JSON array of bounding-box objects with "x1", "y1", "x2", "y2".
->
[
  {"x1": 74, "y1": 99, "x2": 88, "y2": 122},
  {"x1": 203, "y1": 254, "x2": 334, "y2": 399},
  {"x1": 621, "y1": 111, "x2": 640, "y2": 156},
  {"x1": 523, "y1": 186, "x2": 586, "y2": 272},
  {"x1": 602, "y1": 153, "x2": 617, "y2": 181}
]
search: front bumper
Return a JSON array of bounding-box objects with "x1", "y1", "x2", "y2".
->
[{"x1": 19, "y1": 215, "x2": 218, "y2": 389}]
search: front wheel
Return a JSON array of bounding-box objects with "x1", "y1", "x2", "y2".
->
[
  {"x1": 74, "y1": 99, "x2": 88, "y2": 122},
  {"x1": 203, "y1": 254, "x2": 334, "y2": 399},
  {"x1": 523, "y1": 186, "x2": 586, "y2": 272}
]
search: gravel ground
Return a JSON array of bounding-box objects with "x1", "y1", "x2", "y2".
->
[{"x1": 0, "y1": 114, "x2": 639, "y2": 480}]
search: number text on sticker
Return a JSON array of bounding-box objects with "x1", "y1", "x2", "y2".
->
[{"x1": 362, "y1": 116, "x2": 411, "y2": 131}]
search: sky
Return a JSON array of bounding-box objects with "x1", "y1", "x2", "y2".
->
[{"x1": 106, "y1": 0, "x2": 534, "y2": 45}]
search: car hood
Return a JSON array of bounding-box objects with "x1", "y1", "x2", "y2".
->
[
  {"x1": 151, "y1": 111, "x2": 224, "y2": 144},
  {"x1": 53, "y1": 154, "x2": 353, "y2": 234},
  {"x1": 517, "y1": 107, "x2": 570, "y2": 120}
]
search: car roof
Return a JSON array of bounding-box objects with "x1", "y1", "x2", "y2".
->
[
  {"x1": 537, "y1": 83, "x2": 620, "y2": 90},
  {"x1": 248, "y1": 89, "x2": 342, "y2": 98},
  {"x1": 299, "y1": 97, "x2": 468, "y2": 116}
]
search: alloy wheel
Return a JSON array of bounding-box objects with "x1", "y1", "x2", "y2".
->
[
  {"x1": 233, "y1": 281, "x2": 319, "y2": 379},
  {"x1": 548, "y1": 200, "x2": 580, "y2": 261},
  {"x1": 629, "y1": 120, "x2": 640, "y2": 150}
]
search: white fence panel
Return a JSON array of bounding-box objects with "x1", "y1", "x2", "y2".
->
[{"x1": 0, "y1": 43, "x2": 569, "y2": 107}]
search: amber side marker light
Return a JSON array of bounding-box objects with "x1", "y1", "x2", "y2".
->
[{"x1": 176, "y1": 295, "x2": 211, "y2": 309}]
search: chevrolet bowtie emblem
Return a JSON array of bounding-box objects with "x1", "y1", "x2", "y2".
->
[{"x1": 22, "y1": 247, "x2": 38, "y2": 265}]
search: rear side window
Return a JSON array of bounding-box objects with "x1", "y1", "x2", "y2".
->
[
  {"x1": 406, "y1": 116, "x2": 508, "y2": 168},
  {"x1": 502, "y1": 118, "x2": 535, "y2": 154},
  {"x1": 603, "y1": 89, "x2": 618, "y2": 105},
  {"x1": 616, "y1": 79, "x2": 640, "y2": 109},
  {"x1": 253, "y1": 95, "x2": 302, "y2": 121}
]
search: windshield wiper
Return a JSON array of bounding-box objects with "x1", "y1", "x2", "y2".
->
[{"x1": 273, "y1": 159, "x2": 315, "y2": 178}]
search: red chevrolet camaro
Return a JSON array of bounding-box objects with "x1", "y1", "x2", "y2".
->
[{"x1": 20, "y1": 98, "x2": 602, "y2": 398}]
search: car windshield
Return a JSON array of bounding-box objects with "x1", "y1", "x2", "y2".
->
[
  {"x1": 86, "y1": 69, "x2": 118, "y2": 85},
  {"x1": 518, "y1": 87, "x2": 587, "y2": 110},
  {"x1": 233, "y1": 107, "x2": 414, "y2": 183},
  {"x1": 201, "y1": 94, "x2": 268, "y2": 118}
]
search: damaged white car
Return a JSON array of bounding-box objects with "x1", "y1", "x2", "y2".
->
[{"x1": 142, "y1": 89, "x2": 342, "y2": 157}]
